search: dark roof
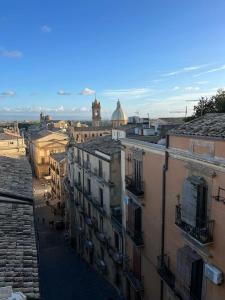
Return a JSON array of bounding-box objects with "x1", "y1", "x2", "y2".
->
[
  {"x1": 169, "y1": 113, "x2": 225, "y2": 138},
  {"x1": 0, "y1": 156, "x2": 40, "y2": 298},
  {"x1": 76, "y1": 136, "x2": 121, "y2": 156},
  {"x1": 50, "y1": 151, "x2": 66, "y2": 162},
  {"x1": 158, "y1": 117, "x2": 184, "y2": 124},
  {"x1": 127, "y1": 134, "x2": 161, "y2": 143},
  {"x1": 73, "y1": 126, "x2": 112, "y2": 132}
]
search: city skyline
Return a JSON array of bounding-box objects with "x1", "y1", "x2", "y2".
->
[{"x1": 1, "y1": 0, "x2": 225, "y2": 120}]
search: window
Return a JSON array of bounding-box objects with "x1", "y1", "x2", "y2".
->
[
  {"x1": 99, "y1": 160, "x2": 103, "y2": 177},
  {"x1": 78, "y1": 172, "x2": 81, "y2": 184},
  {"x1": 100, "y1": 216, "x2": 103, "y2": 231},
  {"x1": 177, "y1": 246, "x2": 203, "y2": 300},
  {"x1": 99, "y1": 188, "x2": 103, "y2": 207},
  {"x1": 87, "y1": 154, "x2": 89, "y2": 161},
  {"x1": 77, "y1": 149, "x2": 81, "y2": 163},
  {"x1": 127, "y1": 199, "x2": 142, "y2": 234},
  {"x1": 88, "y1": 203, "x2": 91, "y2": 217},
  {"x1": 114, "y1": 231, "x2": 120, "y2": 251},
  {"x1": 181, "y1": 176, "x2": 207, "y2": 228},
  {"x1": 87, "y1": 178, "x2": 91, "y2": 194}
]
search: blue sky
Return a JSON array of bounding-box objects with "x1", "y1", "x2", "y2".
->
[{"x1": 1, "y1": 0, "x2": 225, "y2": 120}]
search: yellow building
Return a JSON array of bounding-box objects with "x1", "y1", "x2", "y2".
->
[
  {"x1": 0, "y1": 132, "x2": 26, "y2": 157},
  {"x1": 28, "y1": 130, "x2": 68, "y2": 179}
]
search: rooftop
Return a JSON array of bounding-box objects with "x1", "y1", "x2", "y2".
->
[
  {"x1": 73, "y1": 126, "x2": 112, "y2": 132},
  {"x1": 169, "y1": 113, "x2": 225, "y2": 139},
  {"x1": 30, "y1": 129, "x2": 67, "y2": 140},
  {"x1": 0, "y1": 156, "x2": 40, "y2": 299},
  {"x1": 76, "y1": 136, "x2": 121, "y2": 156},
  {"x1": 127, "y1": 134, "x2": 161, "y2": 143},
  {"x1": 50, "y1": 151, "x2": 66, "y2": 162},
  {"x1": 0, "y1": 133, "x2": 21, "y2": 141}
]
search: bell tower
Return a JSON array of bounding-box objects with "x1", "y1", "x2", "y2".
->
[{"x1": 92, "y1": 98, "x2": 101, "y2": 127}]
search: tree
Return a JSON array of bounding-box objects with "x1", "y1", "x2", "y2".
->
[
  {"x1": 213, "y1": 89, "x2": 225, "y2": 113},
  {"x1": 193, "y1": 96, "x2": 215, "y2": 117},
  {"x1": 193, "y1": 89, "x2": 225, "y2": 118}
]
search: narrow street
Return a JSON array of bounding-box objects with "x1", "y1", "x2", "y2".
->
[{"x1": 34, "y1": 181, "x2": 122, "y2": 300}]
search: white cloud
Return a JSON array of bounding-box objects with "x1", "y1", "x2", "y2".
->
[
  {"x1": 72, "y1": 106, "x2": 90, "y2": 113},
  {"x1": 196, "y1": 81, "x2": 209, "y2": 85},
  {"x1": 184, "y1": 86, "x2": 200, "y2": 91},
  {"x1": 41, "y1": 25, "x2": 52, "y2": 33},
  {"x1": 172, "y1": 86, "x2": 180, "y2": 91},
  {"x1": 194, "y1": 64, "x2": 225, "y2": 77},
  {"x1": 103, "y1": 87, "x2": 153, "y2": 100},
  {"x1": 0, "y1": 47, "x2": 22, "y2": 58},
  {"x1": 162, "y1": 64, "x2": 207, "y2": 77},
  {"x1": 79, "y1": 88, "x2": 95, "y2": 95},
  {"x1": 57, "y1": 90, "x2": 71, "y2": 96},
  {"x1": 0, "y1": 91, "x2": 16, "y2": 98}
]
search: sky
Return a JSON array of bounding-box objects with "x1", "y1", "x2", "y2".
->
[{"x1": 1, "y1": 0, "x2": 225, "y2": 120}]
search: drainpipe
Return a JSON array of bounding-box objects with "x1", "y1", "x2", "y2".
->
[{"x1": 160, "y1": 136, "x2": 169, "y2": 300}]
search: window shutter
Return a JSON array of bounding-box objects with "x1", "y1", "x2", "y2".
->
[
  {"x1": 181, "y1": 176, "x2": 206, "y2": 227},
  {"x1": 176, "y1": 246, "x2": 203, "y2": 300},
  {"x1": 133, "y1": 245, "x2": 141, "y2": 280}
]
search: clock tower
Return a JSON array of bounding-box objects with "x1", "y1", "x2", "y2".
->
[{"x1": 92, "y1": 98, "x2": 101, "y2": 127}]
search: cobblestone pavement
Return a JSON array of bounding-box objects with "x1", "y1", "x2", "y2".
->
[{"x1": 36, "y1": 206, "x2": 122, "y2": 300}]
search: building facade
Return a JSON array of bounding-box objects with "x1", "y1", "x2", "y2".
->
[
  {"x1": 28, "y1": 130, "x2": 68, "y2": 178},
  {"x1": 49, "y1": 152, "x2": 66, "y2": 207},
  {"x1": 71, "y1": 126, "x2": 112, "y2": 143},
  {"x1": 121, "y1": 113, "x2": 225, "y2": 300},
  {"x1": 65, "y1": 136, "x2": 125, "y2": 296},
  {"x1": 0, "y1": 132, "x2": 26, "y2": 156}
]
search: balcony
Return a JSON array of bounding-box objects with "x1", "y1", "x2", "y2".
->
[
  {"x1": 157, "y1": 255, "x2": 175, "y2": 290},
  {"x1": 108, "y1": 247, "x2": 123, "y2": 265},
  {"x1": 124, "y1": 270, "x2": 144, "y2": 293},
  {"x1": 74, "y1": 181, "x2": 82, "y2": 192},
  {"x1": 96, "y1": 258, "x2": 107, "y2": 275},
  {"x1": 75, "y1": 224, "x2": 84, "y2": 235},
  {"x1": 95, "y1": 231, "x2": 107, "y2": 244},
  {"x1": 92, "y1": 197, "x2": 107, "y2": 216},
  {"x1": 83, "y1": 189, "x2": 92, "y2": 202},
  {"x1": 175, "y1": 204, "x2": 214, "y2": 245},
  {"x1": 126, "y1": 222, "x2": 144, "y2": 247},
  {"x1": 64, "y1": 178, "x2": 74, "y2": 194},
  {"x1": 125, "y1": 175, "x2": 144, "y2": 197},
  {"x1": 85, "y1": 215, "x2": 93, "y2": 227},
  {"x1": 83, "y1": 160, "x2": 91, "y2": 171}
]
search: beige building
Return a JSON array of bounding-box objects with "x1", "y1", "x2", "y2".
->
[
  {"x1": 49, "y1": 152, "x2": 66, "y2": 207},
  {"x1": 121, "y1": 113, "x2": 225, "y2": 300},
  {"x1": 28, "y1": 130, "x2": 68, "y2": 178},
  {"x1": 0, "y1": 131, "x2": 26, "y2": 156},
  {"x1": 71, "y1": 126, "x2": 112, "y2": 143},
  {"x1": 65, "y1": 136, "x2": 125, "y2": 296}
]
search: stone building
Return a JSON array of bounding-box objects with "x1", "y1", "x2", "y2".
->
[
  {"x1": 92, "y1": 98, "x2": 101, "y2": 127},
  {"x1": 71, "y1": 126, "x2": 112, "y2": 143},
  {"x1": 28, "y1": 130, "x2": 68, "y2": 179},
  {"x1": 121, "y1": 113, "x2": 225, "y2": 300},
  {"x1": 49, "y1": 152, "x2": 66, "y2": 207},
  {"x1": 111, "y1": 100, "x2": 128, "y2": 128},
  {"x1": 65, "y1": 136, "x2": 125, "y2": 296},
  {"x1": 0, "y1": 155, "x2": 40, "y2": 299},
  {"x1": 0, "y1": 131, "x2": 26, "y2": 156}
]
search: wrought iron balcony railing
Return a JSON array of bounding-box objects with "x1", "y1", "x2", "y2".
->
[
  {"x1": 124, "y1": 269, "x2": 144, "y2": 293},
  {"x1": 175, "y1": 204, "x2": 214, "y2": 245},
  {"x1": 108, "y1": 246, "x2": 123, "y2": 265},
  {"x1": 125, "y1": 175, "x2": 144, "y2": 197},
  {"x1": 157, "y1": 255, "x2": 175, "y2": 290},
  {"x1": 74, "y1": 181, "x2": 82, "y2": 192},
  {"x1": 126, "y1": 222, "x2": 144, "y2": 247}
]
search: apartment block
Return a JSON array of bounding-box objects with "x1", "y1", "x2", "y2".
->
[
  {"x1": 49, "y1": 152, "x2": 66, "y2": 207},
  {"x1": 121, "y1": 113, "x2": 225, "y2": 300},
  {"x1": 65, "y1": 136, "x2": 125, "y2": 296}
]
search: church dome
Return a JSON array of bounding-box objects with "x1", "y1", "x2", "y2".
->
[{"x1": 111, "y1": 100, "x2": 127, "y2": 122}]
